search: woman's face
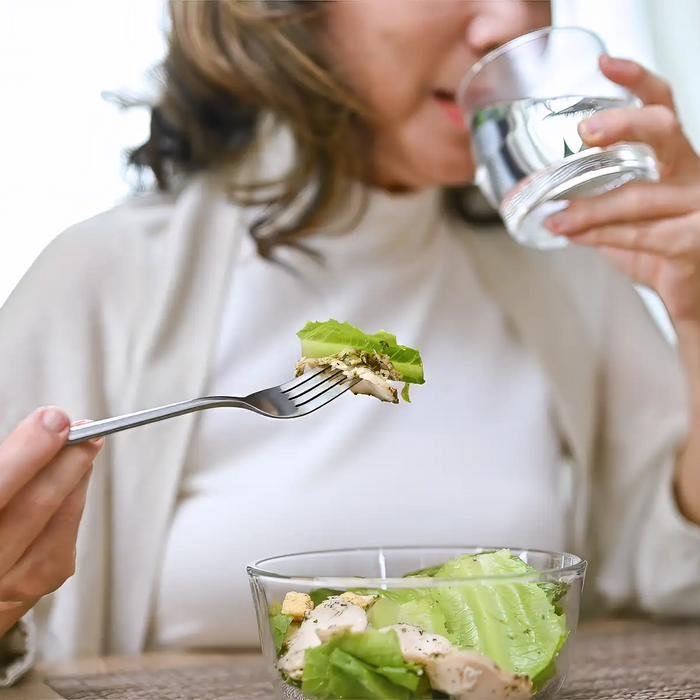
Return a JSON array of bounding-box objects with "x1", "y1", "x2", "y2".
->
[{"x1": 325, "y1": 0, "x2": 551, "y2": 190}]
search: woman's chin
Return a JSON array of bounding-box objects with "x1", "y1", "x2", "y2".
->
[
  {"x1": 439, "y1": 169, "x2": 477, "y2": 187},
  {"x1": 421, "y1": 161, "x2": 476, "y2": 188},
  {"x1": 371, "y1": 144, "x2": 476, "y2": 190},
  {"x1": 411, "y1": 144, "x2": 476, "y2": 188}
]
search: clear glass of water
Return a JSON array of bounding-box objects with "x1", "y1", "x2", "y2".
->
[{"x1": 458, "y1": 26, "x2": 660, "y2": 250}]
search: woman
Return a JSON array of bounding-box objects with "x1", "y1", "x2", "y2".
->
[{"x1": 1, "y1": 0, "x2": 700, "y2": 686}]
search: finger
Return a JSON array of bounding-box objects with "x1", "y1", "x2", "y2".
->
[
  {"x1": 0, "y1": 469, "x2": 92, "y2": 602},
  {"x1": 593, "y1": 246, "x2": 664, "y2": 289},
  {"x1": 564, "y1": 215, "x2": 700, "y2": 259},
  {"x1": 544, "y1": 182, "x2": 699, "y2": 236},
  {"x1": 0, "y1": 408, "x2": 71, "y2": 509},
  {"x1": 578, "y1": 104, "x2": 682, "y2": 160},
  {"x1": 0, "y1": 439, "x2": 102, "y2": 579},
  {"x1": 599, "y1": 55, "x2": 675, "y2": 108}
]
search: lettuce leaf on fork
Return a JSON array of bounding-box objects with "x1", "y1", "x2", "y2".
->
[{"x1": 295, "y1": 320, "x2": 424, "y2": 404}]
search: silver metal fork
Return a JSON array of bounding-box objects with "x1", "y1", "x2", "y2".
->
[{"x1": 66, "y1": 368, "x2": 358, "y2": 444}]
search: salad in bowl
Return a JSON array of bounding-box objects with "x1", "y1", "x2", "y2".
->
[{"x1": 248, "y1": 547, "x2": 587, "y2": 699}]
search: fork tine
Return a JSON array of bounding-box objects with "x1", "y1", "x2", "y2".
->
[
  {"x1": 280, "y1": 367, "x2": 329, "y2": 392},
  {"x1": 293, "y1": 376, "x2": 361, "y2": 415},
  {"x1": 286, "y1": 369, "x2": 346, "y2": 401}
]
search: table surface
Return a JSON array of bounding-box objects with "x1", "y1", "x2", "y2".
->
[{"x1": 8, "y1": 619, "x2": 700, "y2": 700}]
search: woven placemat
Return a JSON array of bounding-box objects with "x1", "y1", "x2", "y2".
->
[{"x1": 46, "y1": 622, "x2": 700, "y2": 700}]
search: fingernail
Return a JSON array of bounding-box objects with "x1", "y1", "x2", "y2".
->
[
  {"x1": 602, "y1": 54, "x2": 630, "y2": 69},
  {"x1": 90, "y1": 437, "x2": 105, "y2": 448},
  {"x1": 545, "y1": 214, "x2": 567, "y2": 233},
  {"x1": 39, "y1": 407, "x2": 70, "y2": 433},
  {"x1": 578, "y1": 117, "x2": 603, "y2": 139}
]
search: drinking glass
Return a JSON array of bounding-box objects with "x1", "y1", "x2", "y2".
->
[{"x1": 458, "y1": 26, "x2": 659, "y2": 250}]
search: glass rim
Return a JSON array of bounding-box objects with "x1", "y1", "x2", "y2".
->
[
  {"x1": 246, "y1": 545, "x2": 588, "y2": 587},
  {"x1": 457, "y1": 25, "x2": 606, "y2": 109}
]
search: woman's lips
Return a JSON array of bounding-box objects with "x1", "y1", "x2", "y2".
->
[{"x1": 433, "y1": 94, "x2": 466, "y2": 128}]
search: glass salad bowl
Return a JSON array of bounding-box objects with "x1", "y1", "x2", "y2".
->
[{"x1": 248, "y1": 546, "x2": 587, "y2": 700}]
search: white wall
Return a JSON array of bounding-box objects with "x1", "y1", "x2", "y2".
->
[
  {"x1": 644, "y1": 0, "x2": 700, "y2": 153},
  {"x1": 0, "y1": 0, "x2": 166, "y2": 304}
]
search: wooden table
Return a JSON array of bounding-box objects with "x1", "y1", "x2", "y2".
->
[{"x1": 7, "y1": 619, "x2": 700, "y2": 700}]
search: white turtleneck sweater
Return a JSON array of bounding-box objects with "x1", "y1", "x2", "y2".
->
[{"x1": 151, "y1": 187, "x2": 566, "y2": 649}]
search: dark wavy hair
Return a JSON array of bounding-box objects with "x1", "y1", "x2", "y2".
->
[{"x1": 127, "y1": 0, "x2": 499, "y2": 259}]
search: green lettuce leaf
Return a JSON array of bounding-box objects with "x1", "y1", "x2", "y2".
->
[
  {"x1": 402, "y1": 564, "x2": 443, "y2": 578},
  {"x1": 308, "y1": 588, "x2": 345, "y2": 607},
  {"x1": 431, "y1": 550, "x2": 568, "y2": 679},
  {"x1": 297, "y1": 320, "x2": 425, "y2": 384},
  {"x1": 366, "y1": 590, "x2": 450, "y2": 639},
  {"x1": 530, "y1": 633, "x2": 567, "y2": 692},
  {"x1": 301, "y1": 629, "x2": 428, "y2": 700},
  {"x1": 357, "y1": 550, "x2": 568, "y2": 682},
  {"x1": 539, "y1": 580, "x2": 570, "y2": 606},
  {"x1": 269, "y1": 608, "x2": 295, "y2": 654}
]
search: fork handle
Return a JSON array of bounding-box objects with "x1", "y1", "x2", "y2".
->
[{"x1": 66, "y1": 396, "x2": 245, "y2": 445}]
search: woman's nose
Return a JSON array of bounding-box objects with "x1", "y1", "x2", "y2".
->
[{"x1": 467, "y1": 0, "x2": 549, "y2": 57}]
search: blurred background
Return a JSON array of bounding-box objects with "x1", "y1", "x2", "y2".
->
[{"x1": 2, "y1": 0, "x2": 699, "y2": 340}]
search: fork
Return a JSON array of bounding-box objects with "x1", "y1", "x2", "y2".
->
[{"x1": 66, "y1": 368, "x2": 358, "y2": 444}]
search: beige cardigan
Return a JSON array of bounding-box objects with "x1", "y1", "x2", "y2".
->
[{"x1": 1, "y1": 169, "x2": 700, "y2": 684}]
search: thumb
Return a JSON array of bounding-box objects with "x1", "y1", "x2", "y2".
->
[{"x1": 0, "y1": 408, "x2": 71, "y2": 510}]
